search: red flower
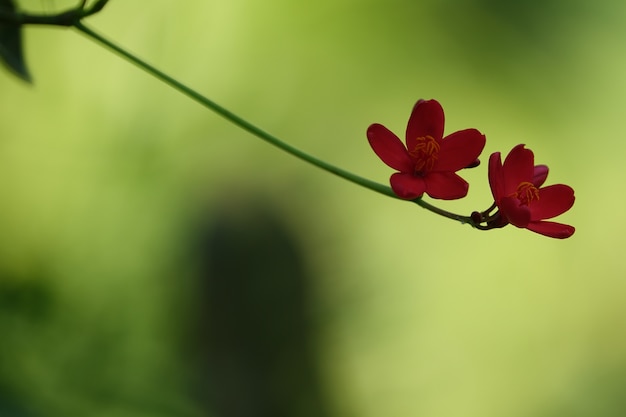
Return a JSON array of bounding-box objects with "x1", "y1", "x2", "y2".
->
[
  {"x1": 367, "y1": 99, "x2": 486, "y2": 200},
  {"x1": 488, "y1": 144, "x2": 575, "y2": 238}
]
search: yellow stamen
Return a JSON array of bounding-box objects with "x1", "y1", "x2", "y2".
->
[
  {"x1": 514, "y1": 182, "x2": 540, "y2": 205},
  {"x1": 408, "y1": 135, "x2": 440, "y2": 172}
]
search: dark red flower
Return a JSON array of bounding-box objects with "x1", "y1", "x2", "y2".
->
[
  {"x1": 488, "y1": 144, "x2": 575, "y2": 239},
  {"x1": 367, "y1": 99, "x2": 486, "y2": 200}
]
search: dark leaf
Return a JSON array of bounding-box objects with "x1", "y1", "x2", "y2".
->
[{"x1": 0, "y1": 0, "x2": 32, "y2": 82}]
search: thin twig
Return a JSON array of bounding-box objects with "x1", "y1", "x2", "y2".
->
[{"x1": 0, "y1": 0, "x2": 109, "y2": 26}]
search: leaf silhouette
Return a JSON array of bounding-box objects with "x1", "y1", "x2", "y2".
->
[{"x1": 0, "y1": 0, "x2": 32, "y2": 82}]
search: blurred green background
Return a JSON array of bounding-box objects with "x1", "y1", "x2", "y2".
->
[{"x1": 1, "y1": 0, "x2": 625, "y2": 416}]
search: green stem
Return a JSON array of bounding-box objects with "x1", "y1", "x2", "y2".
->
[
  {"x1": 73, "y1": 22, "x2": 396, "y2": 199},
  {"x1": 72, "y1": 22, "x2": 479, "y2": 228},
  {"x1": 0, "y1": 0, "x2": 109, "y2": 26},
  {"x1": 412, "y1": 199, "x2": 473, "y2": 225}
]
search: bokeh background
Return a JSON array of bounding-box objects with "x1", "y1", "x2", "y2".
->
[{"x1": 1, "y1": 0, "x2": 624, "y2": 416}]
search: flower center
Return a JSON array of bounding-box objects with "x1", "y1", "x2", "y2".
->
[
  {"x1": 514, "y1": 182, "x2": 540, "y2": 205},
  {"x1": 408, "y1": 135, "x2": 440, "y2": 172}
]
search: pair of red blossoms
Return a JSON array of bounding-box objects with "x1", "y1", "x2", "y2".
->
[{"x1": 367, "y1": 99, "x2": 575, "y2": 238}]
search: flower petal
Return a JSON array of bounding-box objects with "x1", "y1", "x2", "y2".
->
[
  {"x1": 526, "y1": 220, "x2": 575, "y2": 239},
  {"x1": 424, "y1": 172, "x2": 469, "y2": 200},
  {"x1": 390, "y1": 172, "x2": 426, "y2": 199},
  {"x1": 435, "y1": 128, "x2": 486, "y2": 171},
  {"x1": 488, "y1": 151, "x2": 505, "y2": 201},
  {"x1": 502, "y1": 144, "x2": 534, "y2": 194},
  {"x1": 530, "y1": 184, "x2": 575, "y2": 221},
  {"x1": 406, "y1": 99, "x2": 445, "y2": 144},
  {"x1": 367, "y1": 123, "x2": 413, "y2": 172},
  {"x1": 500, "y1": 196, "x2": 531, "y2": 227},
  {"x1": 533, "y1": 165, "x2": 549, "y2": 187}
]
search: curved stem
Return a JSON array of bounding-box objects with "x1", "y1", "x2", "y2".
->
[
  {"x1": 413, "y1": 199, "x2": 473, "y2": 225},
  {"x1": 73, "y1": 22, "x2": 397, "y2": 199},
  {"x1": 72, "y1": 22, "x2": 483, "y2": 228},
  {"x1": 0, "y1": 0, "x2": 109, "y2": 26}
]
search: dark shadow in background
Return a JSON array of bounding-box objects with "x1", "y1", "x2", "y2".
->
[
  {"x1": 0, "y1": 274, "x2": 52, "y2": 417},
  {"x1": 187, "y1": 196, "x2": 334, "y2": 417}
]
